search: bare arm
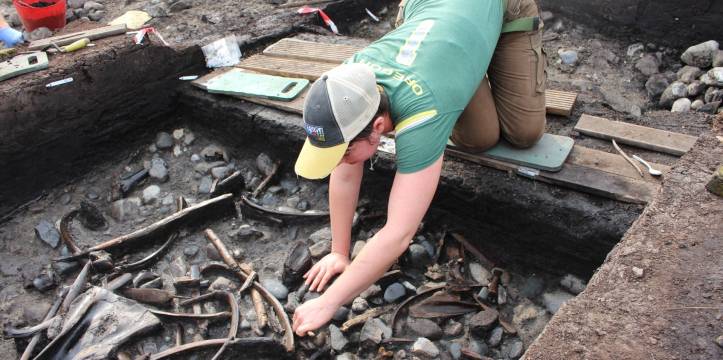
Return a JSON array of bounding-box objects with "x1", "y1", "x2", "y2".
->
[{"x1": 293, "y1": 155, "x2": 443, "y2": 334}]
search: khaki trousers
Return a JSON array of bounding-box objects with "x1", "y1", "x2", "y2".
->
[{"x1": 397, "y1": 0, "x2": 547, "y2": 151}]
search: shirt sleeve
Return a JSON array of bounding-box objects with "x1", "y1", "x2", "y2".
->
[{"x1": 394, "y1": 110, "x2": 460, "y2": 174}]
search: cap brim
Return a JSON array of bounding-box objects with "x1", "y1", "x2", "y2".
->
[{"x1": 295, "y1": 138, "x2": 349, "y2": 179}]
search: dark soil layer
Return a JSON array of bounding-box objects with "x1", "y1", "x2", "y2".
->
[{"x1": 525, "y1": 133, "x2": 723, "y2": 360}]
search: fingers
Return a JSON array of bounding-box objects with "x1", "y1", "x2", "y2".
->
[
  {"x1": 318, "y1": 268, "x2": 335, "y2": 292},
  {"x1": 304, "y1": 263, "x2": 321, "y2": 283},
  {"x1": 309, "y1": 266, "x2": 326, "y2": 292}
]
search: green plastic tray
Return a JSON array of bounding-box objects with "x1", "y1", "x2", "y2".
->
[{"x1": 205, "y1": 68, "x2": 309, "y2": 101}]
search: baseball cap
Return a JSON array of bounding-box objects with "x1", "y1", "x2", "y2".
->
[{"x1": 295, "y1": 63, "x2": 380, "y2": 179}]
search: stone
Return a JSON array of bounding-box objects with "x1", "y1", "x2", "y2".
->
[
  {"x1": 33, "y1": 273, "x2": 56, "y2": 292},
  {"x1": 329, "y1": 324, "x2": 348, "y2": 351},
  {"x1": 558, "y1": 49, "x2": 578, "y2": 66},
  {"x1": 303, "y1": 291, "x2": 321, "y2": 302},
  {"x1": 83, "y1": 1, "x2": 104, "y2": 11},
  {"x1": 149, "y1": 158, "x2": 168, "y2": 182},
  {"x1": 24, "y1": 301, "x2": 52, "y2": 323},
  {"x1": 309, "y1": 240, "x2": 331, "y2": 258},
  {"x1": 333, "y1": 306, "x2": 350, "y2": 321},
  {"x1": 309, "y1": 227, "x2": 332, "y2": 243},
  {"x1": 681, "y1": 40, "x2": 719, "y2": 67},
  {"x1": 632, "y1": 266, "x2": 645, "y2": 278},
  {"x1": 155, "y1": 132, "x2": 173, "y2": 149},
  {"x1": 645, "y1": 74, "x2": 670, "y2": 97},
  {"x1": 468, "y1": 262, "x2": 491, "y2": 284},
  {"x1": 677, "y1": 66, "x2": 703, "y2": 83},
  {"x1": 497, "y1": 285, "x2": 508, "y2": 305},
  {"x1": 384, "y1": 283, "x2": 406, "y2": 303},
  {"x1": 687, "y1": 80, "x2": 705, "y2": 97},
  {"x1": 542, "y1": 291, "x2": 574, "y2": 314},
  {"x1": 169, "y1": 0, "x2": 193, "y2": 12},
  {"x1": 539, "y1": 10, "x2": 554, "y2": 22},
  {"x1": 671, "y1": 98, "x2": 692, "y2": 113},
  {"x1": 336, "y1": 353, "x2": 358, "y2": 360},
  {"x1": 66, "y1": 9, "x2": 77, "y2": 21},
  {"x1": 444, "y1": 320, "x2": 463, "y2": 337},
  {"x1": 715, "y1": 334, "x2": 723, "y2": 348},
  {"x1": 195, "y1": 161, "x2": 226, "y2": 174},
  {"x1": 707, "y1": 67, "x2": 723, "y2": 86},
  {"x1": 183, "y1": 132, "x2": 196, "y2": 145},
  {"x1": 635, "y1": 54, "x2": 659, "y2": 75},
  {"x1": 229, "y1": 224, "x2": 263, "y2": 240},
  {"x1": 68, "y1": 0, "x2": 87, "y2": 9},
  {"x1": 698, "y1": 101, "x2": 720, "y2": 114},
  {"x1": 256, "y1": 153, "x2": 275, "y2": 176},
  {"x1": 407, "y1": 243, "x2": 432, "y2": 267},
  {"x1": 142, "y1": 185, "x2": 161, "y2": 205},
  {"x1": 351, "y1": 297, "x2": 369, "y2": 312},
  {"x1": 408, "y1": 318, "x2": 443, "y2": 340},
  {"x1": 360, "y1": 284, "x2": 381, "y2": 299},
  {"x1": 659, "y1": 81, "x2": 688, "y2": 108},
  {"x1": 477, "y1": 286, "x2": 490, "y2": 301},
  {"x1": 601, "y1": 86, "x2": 641, "y2": 118},
  {"x1": 261, "y1": 278, "x2": 288, "y2": 300},
  {"x1": 691, "y1": 99, "x2": 705, "y2": 111},
  {"x1": 469, "y1": 308, "x2": 499, "y2": 335},
  {"x1": 211, "y1": 166, "x2": 231, "y2": 179},
  {"x1": 488, "y1": 326, "x2": 504, "y2": 347},
  {"x1": 560, "y1": 274, "x2": 586, "y2": 295},
  {"x1": 201, "y1": 145, "x2": 228, "y2": 162},
  {"x1": 88, "y1": 9, "x2": 105, "y2": 21},
  {"x1": 190, "y1": 154, "x2": 201, "y2": 162},
  {"x1": 172, "y1": 129, "x2": 184, "y2": 140},
  {"x1": 183, "y1": 245, "x2": 199, "y2": 258},
  {"x1": 412, "y1": 337, "x2": 440, "y2": 359},
  {"x1": 714, "y1": 50, "x2": 723, "y2": 67},
  {"x1": 172, "y1": 145, "x2": 183, "y2": 157},
  {"x1": 360, "y1": 318, "x2": 391, "y2": 345},
  {"x1": 626, "y1": 43, "x2": 644, "y2": 58},
  {"x1": 110, "y1": 197, "x2": 141, "y2": 222},
  {"x1": 520, "y1": 274, "x2": 545, "y2": 298},
  {"x1": 210, "y1": 276, "x2": 236, "y2": 291},
  {"x1": 35, "y1": 220, "x2": 60, "y2": 248},
  {"x1": 78, "y1": 201, "x2": 106, "y2": 230},
  {"x1": 448, "y1": 342, "x2": 462, "y2": 359},
  {"x1": 26, "y1": 27, "x2": 52, "y2": 41},
  {"x1": 705, "y1": 87, "x2": 723, "y2": 104},
  {"x1": 467, "y1": 340, "x2": 489, "y2": 357},
  {"x1": 60, "y1": 193, "x2": 72, "y2": 205},
  {"x1": 198, "y1": 176, "x2": 213, "y2": 194},
  {"x1": 145, "y1": 3, "x2": 169, "y2": 18},
  {"x1": 351, "y1": 240, "x2": 365, "y2": 260},
  {"x1": 503, "y1": 338, "x2": 524, "y2": 359}
]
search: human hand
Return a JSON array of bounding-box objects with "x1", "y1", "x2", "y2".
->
[
  {"x1": 292, "y1": 295, "x2": 339, "y2": 336},
  {"x1": 0, "y1": 26, "x2": 23, "y2": 48},
  {"x1": 304, "y1": 252, "x2": 350, "y2": 292}
]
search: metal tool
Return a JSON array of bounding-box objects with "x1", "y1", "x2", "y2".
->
[{"x1": 632, "y1": 155, "x2": 662, "y2": 176}]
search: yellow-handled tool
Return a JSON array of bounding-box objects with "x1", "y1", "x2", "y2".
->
[{"x1": 60, "y1": 38, "x2": 90, "y2": 52}]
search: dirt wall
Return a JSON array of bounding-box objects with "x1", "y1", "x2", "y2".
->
[{"x1": 540, "y1": 0, "x2": 723, "y2": 47}]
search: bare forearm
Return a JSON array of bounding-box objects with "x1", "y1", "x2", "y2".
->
[{"x1": 328, "y1": 162, "x2": 363, "y2": 256}]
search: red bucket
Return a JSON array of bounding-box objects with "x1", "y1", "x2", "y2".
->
[{"x1": 13, "y1": 0, "x2": 67, "y2": 32}]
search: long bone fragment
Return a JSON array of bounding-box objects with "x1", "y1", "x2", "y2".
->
[{"x1": 19, "y1": 287, "x2": 69, "y2": 360}]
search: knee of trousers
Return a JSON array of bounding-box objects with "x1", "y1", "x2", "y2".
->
[{"x1": 502, "y1": 115, "x2": 545, "y2": 148}]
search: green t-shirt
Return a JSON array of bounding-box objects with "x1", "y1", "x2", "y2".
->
[{"x1": 347, "y1": 0, "x2": 504, "y2": 173}]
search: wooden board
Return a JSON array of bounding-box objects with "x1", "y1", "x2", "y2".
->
[
  {"x1": 446, "y1": 148, "x2": 655, "y2": 204},
  {"x1": 546, "y1": 90, "x2": 577, "y2": 117},
  {"x1": 263, "y1": 38, "x2": 359, "y2": 64},
  {"x1": 574, "y1": 114, "x2": 698, "y2": 156},
  {"x1": 237, "y1": 54, "x2": 336, "y2": 81},
  {"x1": 568, "y1": 145, "x2": 670, "y2": 181},
  {"x1": 28, "y1": 24, "x2": 128, "y2": 51}
]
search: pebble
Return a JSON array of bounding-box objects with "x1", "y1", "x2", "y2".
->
[
  {"x1": 412, "y1": 337, "x2": 440, "y2": 359},
  {"x1": 469, "y1": 308, "x2": 499, "y2": 335},
  {"x1": 156, "y1": 132, "x2": 174, "y2": 149},
  {"x1": 201, "y1": 145, "x2": 227, "y2": 162},
  {"x1": 444, "y1": 320, "x2": 463, "y2": 336},
  {"x1": 448, "y1": 342, "x2": 462, "y2": 359},
  {"x1": 183, "y1": 245, "x2": 199, "y2": 258},
  {"x1": 172, "y1": 145, "x2": 183, "y2": 157},
  {"x1": 687, "y1": 80, "x2": 705, "y2": 97},
  {"x1": 211, "y1": 166, "x2": 231, "y2": 179},
  {"x1": 210, "y1": 276, "x2": 236, "y2": 291},
  {"x1": 35, "y1": 220, "x2": 60, "y2": 248},
  {"x1": 558, "y1": 49, "x2": 578, "y2": 65},
  {"x1": 190, "y1": 154, "x2": 201, "y2": 162},
  {"x1": 309, "y1": 227, "x2": 332, "y2": 243},
  {"x1": 715, "y1": 335, "x2": 723, "y2": 348},
  {"x1": 560, "y1": 274, "x2": 586, "y2": 295},
  {"x1": 468, "y1": 262, "x2": 491, "y2": 284},
  {"x1": 360, "y1": 318, "x2": 391, "y2": 345},
  {"x1": 677, "y1": 66, "x2": 703, "y2": 83},
  {"x1": 195, "y1": 161, "x2": 226, "y2": 175},
  {"x1": 542, "y1": 291, "x2": 574, "y2": 314},
  {"x1": 33, "y1": 273, "x2": 56, "y2": 292},
  {"x1": 25, "y1": 27, "x2": 52, "y2": 41},
  {"x1": 635, "y1": 54, "x2": 659, "y2": 75},
  {"x1": 705, "y1": 87, "x2": 723, "y2": 103},
  {"x1": 284, "y1": 292, "x2": 300, "y2": 313},
  {"x1": 303, "y1": 291, "x2": 321, "y2": 302},
  {"x1": 68, "y1": 0, "x2": 86, "y2": 8},
  {"x1": 360, "y1": 284, "x2": 381, "y2": 299},
  {"x1": 681, "y1": 40, "x2": 719, "y2": 67},
  {"x1": 497, "y1": 285, "x2": 508, "y2": 305},
  {"x1": 309, "y1": 240, "x2": 331, "y2": 258},
  {"x1": 110, "y1": 197, "x2": 141, "y2": 222},
  {"x1": 329, "y1": 324, "x2": 348, "y2": 351},
  {"x1": 83, "y1": 1, "x2": 104, "y2": 10},
  {"x1": 707, "y1": 67, "x2": 723, "y2": 86},
  {"x1": 142, "y1": 185, "x2": 161, "y2": 205},
  {"x1": 691, "y1": 99, "x2": 705, "y2": 111},
  {"x1": 261, "y1": 278, "x2": 288, "y2": 300},
  {"x1": 626, "y1": 43, "x2": 644, "y2": 58},
  {"x1": 714, "y1": 50, "x2": 723, "y2": 67},
  {"x1": 149, "y1": 158, "x2": 168, "y2": 182},
  {"x1": 520, "y1": 274, "x2": 545, "y2": 298},
  {"x1": 351, "y1": 240, "x2": 365, "y2": 259},
  {"x1": 408, "y1": 318, "x2": 443, "y2": 340},
  {"x1": 488, "y1": 326, "x2": 504, "y2": 347},
  {"x1": 671, "y1": 98, "x2": 692, "y2": 113},
  {"x1": 145, "y1": 3, "x2": 169, "y2": 18},
  {"x1": 407, "y1": 243, "x2": 432, "y2": 268},
  {"x1": 645, "y1": 74, "x2": 670, "y2": 97},
  {"x1": 169, "y1": 0, "x2": 192, "y2": 12},
  {"x1": 351, "y1": 297, "x2": 369, "y2": 312},
  {"x1": 54, "y1": 260, "x2": 79, "y2": 276},
  {"x1": 198, "y1": 176, "x2": 213, "y2": 194},
  {"x1": 384, "y1": 283, "x2": 406, "y2": 303},
  {"x1": 172, "y1": 129, "x2": 184, "y2": 141},
  {"x1": 333, "y1": 306, "x2": 350, "y2": 321},
  {"x1": 601, "y1": 87, "x2": 642, "y2": 118},
  {"x1": 336, "y1": 353, "x2": 358, "y2": 360},
  {"x1": 699, "y1": 101, "x2": 721, "y2": 114},
  {"x1": 659, "y1": 81, "x2": 688, "y2": 108},
  {"x1": 256, "y1": 153, "x2": 275, "y2": 176},
  {"x1": 88, "y1": 9, "x2": 105, "y2": 21},
  {"x1": 632, "y1": 266, "x2": 645, "y2": 278},
  {"x1": 502, "y1": 338, "x2": 524, "y2": 359},
  {"x1": 184, "y1": 132, "x2": 196, "y2": 145}
]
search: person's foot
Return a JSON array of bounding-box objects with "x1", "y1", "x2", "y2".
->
[{"x1": 0, "y1": 26, "x2": 23, "y2": 48}]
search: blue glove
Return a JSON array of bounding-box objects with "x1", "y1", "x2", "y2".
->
[{"x1": 0, "y1": 26, "x2": 23, "y2": 48}]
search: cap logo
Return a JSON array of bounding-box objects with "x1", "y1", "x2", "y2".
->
[{"x1": 304, "y1": 123, "x2": 326, "y2": 142}]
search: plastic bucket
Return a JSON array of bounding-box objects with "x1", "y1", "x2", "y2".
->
[{"x1": 13, "y1": 0, "x2": 67, "y2": 32}]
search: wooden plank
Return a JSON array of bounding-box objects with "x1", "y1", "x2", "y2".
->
[
  {"x1": 237, "y1": 54, "x2": 335, "y2": 81},
  {"x1": 568, "y1": 145, "x2": 670, "y2": 181},
  {"x1": 574, "y1": 114, "x2": 697, "y2": 156},
  {"x1": 263, "y1": 38, "x2": 360, "y2": 64},
  {"x1": 446, "y1": 148, "x2": 655, "y2": 204},
  {"x1": 546, "y1": 90, "x2": 577, "y2": 116},
  {"x1": 28, "y1": 24, "x2": 127, "y2": 51}
]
